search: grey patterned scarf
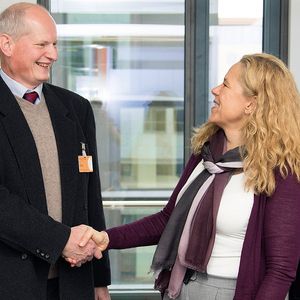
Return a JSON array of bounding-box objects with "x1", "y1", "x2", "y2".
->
[{"x1": 151, "y1": 130, "x2": 243, "y2": 298}]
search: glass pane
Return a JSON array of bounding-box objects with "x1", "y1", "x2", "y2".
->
[
  {"x1": 50, "y1": 0, "x2": 184, "y2": 297},
  {"x1": 104, "y1": 203, "x2": 163, "y2": 286},
  {"x1": 50, "y1": 0, "x2": 185, "y2": 192},
  {"x1": 209, "y1": 0, "x2": 263, "y2": 112}
]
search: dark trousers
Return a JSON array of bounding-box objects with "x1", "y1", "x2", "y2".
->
[
  {"x1": 289, "y1": 262, "x2": 300, "y2": 300},
  {"x1": 47, "y1": 278, "x2": 59, "y2": 300}
]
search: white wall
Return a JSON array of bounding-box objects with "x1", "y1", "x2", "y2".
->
[
  {"x1": 289, "y1": 0, "x2": 300, "y2": 89},
  {"x1": 0, "y1": 0, "x2": 36, "y2": 13}
]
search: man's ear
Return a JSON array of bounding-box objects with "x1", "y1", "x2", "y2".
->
[
  {"x1": 245, "y1": 96, "x2": 257, "y2": 115},
  {"x1": 0, "y1": 34, "x2": 14, "y2": 56}
]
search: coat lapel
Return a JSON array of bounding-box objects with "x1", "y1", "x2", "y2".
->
[
  {"x1": 42, "y1": 84, "x2": 79, "y2": 226},
  {"x1": 0, "y1": 77, "x2": 48, "y2": 213},
  {"x1": 0, "y1": 78, "x2": 80, "y2": 225}
]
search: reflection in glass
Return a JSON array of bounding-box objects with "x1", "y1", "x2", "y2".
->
[
  {"x1": 51, "y1": 0, "x2": 185, "y2": 192},
  {"x1": 50, "y1": 2, "x2": 184, "y2": 297},
  {"x1": 104, "y1": 204, "x2": 162, "y2": 285}
]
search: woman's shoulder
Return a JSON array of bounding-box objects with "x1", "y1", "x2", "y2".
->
[
  {"x1": 273, "y1": 168, "x2": 300, "y2": 196},
  {"x1": 185, "y1": 152, "x2": 202, "y2": 171}
]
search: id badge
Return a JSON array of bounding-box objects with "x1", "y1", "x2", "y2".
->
[
  {"x1": 78, "y1": 155, "x2": 93, "y2": 173},
  {"x1": 78, "y1": 142, "x2": 93, "y2": 172}
]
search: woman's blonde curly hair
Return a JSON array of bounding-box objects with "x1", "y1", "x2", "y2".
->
[{"x1": 191, "y1": 53, "x2": 300, "y2": 195}]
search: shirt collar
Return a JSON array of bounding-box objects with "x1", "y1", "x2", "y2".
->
[{"x1": 0, "y1": 69, "x2": 43, "y2": 101}]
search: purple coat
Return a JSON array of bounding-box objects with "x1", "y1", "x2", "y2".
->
[{"x1": 107, "y1": 154, "x2": 300, "y2": 299}]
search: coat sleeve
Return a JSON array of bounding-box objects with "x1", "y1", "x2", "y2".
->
[
  {"x1": 255, "y1": 172, "x2": 300, "y2": 299},
  {"x1": 82, "y1": 103, "x2": 111, "y2": 287},
  {"x1": 106, "y1": 154, "x2": 201, "y2": 249},
  {"x1": 0, "y1": 184, "x2": 70, "y2": 264}
]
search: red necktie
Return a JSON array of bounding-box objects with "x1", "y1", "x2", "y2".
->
[{"x1": 23, "y1": 91, "x2": 39, "y2": 104}]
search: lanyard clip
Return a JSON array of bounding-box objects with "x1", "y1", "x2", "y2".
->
[{"x1": 81, "y1": 142, "x2": 87, "y2": 156}]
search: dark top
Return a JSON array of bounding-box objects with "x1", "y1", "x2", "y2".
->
[{"x1": 0, "y1": 77, "x2": 110, "y2": 299}]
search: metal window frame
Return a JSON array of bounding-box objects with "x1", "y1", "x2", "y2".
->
[
  {"x1": 184, "y1": 0, "x2": 209, "y2": 161},
  {"x1": 263, "y1": 0, "x2": 289, "y2": 64}
]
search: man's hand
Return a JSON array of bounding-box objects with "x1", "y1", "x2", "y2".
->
[
  {"x1": 62, "y1": 225, "x2": 97, "y2": 267},
  {"x1": 94, "y1": 287, "x2": 111, "y2": 300}
]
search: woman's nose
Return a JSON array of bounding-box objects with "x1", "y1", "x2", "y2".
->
[{"x1": 211, "y1": 84, "x2": 221, "y2": 96}]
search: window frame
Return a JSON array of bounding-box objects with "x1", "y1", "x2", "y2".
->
[{"x1": 184, "y1": 0, "x2": 288, "y2": 161}]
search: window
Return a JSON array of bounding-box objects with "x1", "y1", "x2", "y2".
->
[
  {"x1": 50, "y1": 1, "x2": 185, "y2": 193},
  {"x1": 144, "y1": 107, "x2": 166, "y2": 133},
  {"x1": 41, "y1": 0, "x2": 286, "y2": 298},
  {"x1": 49, "y1": 1, "x2": 184, "y2": 298},
  {"x1": 208, "y1": 0, "x2": 263, "y2": 111}
]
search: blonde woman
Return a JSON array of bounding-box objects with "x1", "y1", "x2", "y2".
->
[{"x1": 78, "y1": 53, "x2": 300, "y2": 300}]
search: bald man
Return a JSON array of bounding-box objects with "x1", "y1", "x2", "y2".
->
[{"x1": 0, "y1": 3, "x2": 110, "y2": 299}]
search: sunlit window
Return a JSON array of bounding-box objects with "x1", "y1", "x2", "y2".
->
[
  {"x1": 209, "y1": 0, "x2": 263, "y2": 111},
  {"x1": 48, "y1": 0, "x2": 263, "y2": 298}
]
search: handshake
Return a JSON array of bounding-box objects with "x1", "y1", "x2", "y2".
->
[{"x1": 62, "y1": 225, "x2": 109, "y2": 267}]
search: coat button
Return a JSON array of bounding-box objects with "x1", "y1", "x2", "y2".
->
[
  {"x1": 21, "y1": 253, "x2": 28, "y2": 260},
  {"x1": 36, "y1": 249, "x2": 41, "y2": 254},
  {"x1": 45, "y1": 254, "x2": 50, "y2": 259}
]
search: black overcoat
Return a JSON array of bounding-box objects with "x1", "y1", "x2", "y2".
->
[{"x1": 0, "y1": 77, "x2": 110, "y2": 299}]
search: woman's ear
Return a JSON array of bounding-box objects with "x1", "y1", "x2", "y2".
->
[
  {"x1": 0, "y1": 34, "x2": 14, "y2": 57},
  {"x1": 245, "y1": 96, "x2": 257, "y2": 114}
]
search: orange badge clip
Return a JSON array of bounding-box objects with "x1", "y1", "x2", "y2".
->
[{"x1": 78, "y1": 142, "x2": 93, "y2": 173}]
